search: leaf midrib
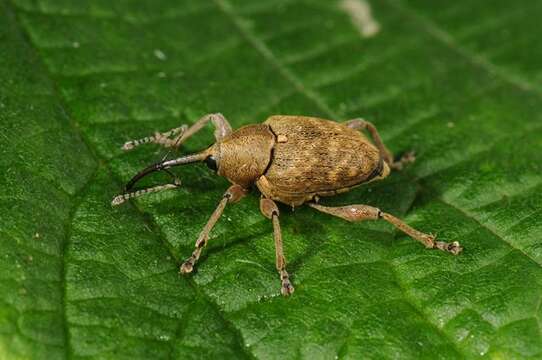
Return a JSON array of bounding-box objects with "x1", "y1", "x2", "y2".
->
[
  {"x1": 5, "y1": 1, "x2": 252, "y2": 358},
  {"x1": 8, "y1": 0, "x2": 542, "y2": 358}
]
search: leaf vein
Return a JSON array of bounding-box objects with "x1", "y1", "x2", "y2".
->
[
  {"x1": 213, "y1": 0, "x2": 339, "y2": 119},
  {"x1": 437, "y1": 197, "x2": 541, "y2": 267},
  {"x1": 384, "y1": 0, "x2": 542, "y2": 98}
]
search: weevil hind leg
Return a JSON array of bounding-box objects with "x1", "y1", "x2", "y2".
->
[
  {"x1": 260, "y1": 198, "x2": 294, "y2": 296},
  {"x1": 180, "y1": 184, "x2": 247, "y2": 274},
  {"x1": 308, "y1": 202, "x2": 462, "y2": 255},
  {"x1": 346, "y1": 118, "x2": 415, "y2": 170},
  {"x1": 392, "y1": 150, "x2": 416, "y2": 171},
  {"x1": 122, "y1": 113, "x2": 233, "y2": 151}
]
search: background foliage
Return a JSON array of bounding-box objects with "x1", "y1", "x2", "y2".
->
[{"x1": 1, "y1": 0, "x2": 542, "y2": 359}]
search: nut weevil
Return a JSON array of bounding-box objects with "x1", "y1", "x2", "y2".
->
[{"x1": 113, "y1": 113, "x2": 462, "y2": 296}]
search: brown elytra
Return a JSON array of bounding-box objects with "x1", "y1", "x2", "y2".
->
[{"x1": 113, "y1": 114, "x2": 462, "y2": 296}]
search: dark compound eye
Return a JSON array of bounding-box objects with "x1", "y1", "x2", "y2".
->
[{"x1": 205, "y1": 155, "x2": 218, "y2": 172}]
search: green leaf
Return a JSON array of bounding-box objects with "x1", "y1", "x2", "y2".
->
[{"x1": 1, "y1": 0, "x2": 542, "y2": 359}]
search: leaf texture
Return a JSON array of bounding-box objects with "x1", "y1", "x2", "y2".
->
[{"x1": 1, "y1": 0, "x2": 542, "y2": 359}]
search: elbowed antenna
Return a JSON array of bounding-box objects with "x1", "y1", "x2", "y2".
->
[{"x1": 125, "y1": 152, "x2": 208, "y2": 191}]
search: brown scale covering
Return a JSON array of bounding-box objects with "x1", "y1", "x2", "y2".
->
[
  {"x1": 216, "y1": 124, "x2": 275, "y2": 188},
  {"x1": 256, "y1": 115, "x2": 383, "y2": 206}
]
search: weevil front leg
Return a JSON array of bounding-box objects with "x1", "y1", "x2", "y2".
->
[
  {"x1": 346, "y1": 118, "x2": 415, "y2": 170},
  {"x1": 180, "y1": 184, "x2": 248, "y2": 274},
  {"x1": 260, "y1": 198, "x2": 294, "y2": 296},
  {"x1": 308, "y1": 203, "x2": 462, "y2": 255},
  {"x1": 122, "y1": 113, "x2": 233, "y2": 151}
]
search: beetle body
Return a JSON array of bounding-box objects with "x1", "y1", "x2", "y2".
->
[
  {"x1": 209, "y1": 115, "x2": 389, "y2": 206},
  {"x1": 116, "y1": 113, "x2": 462, "y2": 297},
  {"x1": 261, "y1": 115, "x2": 389, "y2": 206}
]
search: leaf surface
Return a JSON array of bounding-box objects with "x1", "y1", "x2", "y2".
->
[{"x1": 1, "y1": 0, "x2": 542, "y2": 359}]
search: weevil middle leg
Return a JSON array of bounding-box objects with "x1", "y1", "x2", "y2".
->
[
  {"x1": 308, "y1": 203, "x2": 462, "y2": 255},
  {"x1": 346, "y1": 118, "x2": 416, "y2": 170},
  {"x1": 260, "y1": 198, "x2": 294, "y2": 296},
  {"x1": 180, "y1": 184, "x2": 247, "y2": 274},
  {"x1": 122, "y1": 113, "x2": 232, "y2": 151}
]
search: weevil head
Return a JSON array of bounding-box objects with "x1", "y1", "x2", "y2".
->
[
  {"x1": 207, "y1": 124, "x2": 275, "y2": 187},
  {"x1": 124, "y1": 124, "x2": 275, "y2": 192}
]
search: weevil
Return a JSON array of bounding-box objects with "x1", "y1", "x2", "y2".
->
[{"x1": 113, "y1": 113, "x2": 462, "y2": 296}]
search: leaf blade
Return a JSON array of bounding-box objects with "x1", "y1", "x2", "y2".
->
[{"x1": 2, "y1": 0, "x2": 542, "y2": 359}]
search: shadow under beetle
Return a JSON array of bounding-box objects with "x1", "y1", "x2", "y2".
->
[{"x1": 113, "y1": 113, "x2": 462, "y2": 296}]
